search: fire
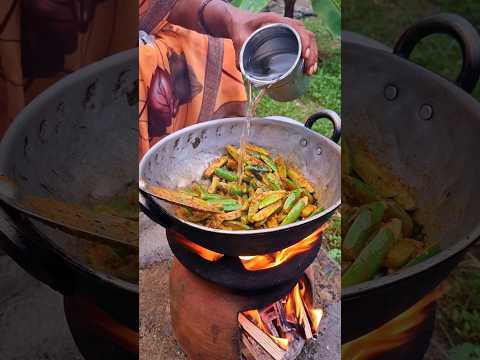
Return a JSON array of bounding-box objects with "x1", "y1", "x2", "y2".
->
[
  {"x1": 342, "y1": 283, "x2": 448, "y2": 360},
  {"x1": 240, "y1": 226, "x2": 325, "y2": 271},
  {"x1": 241, "y1": 276, "x2": 323, "y2": 351},
  {"x1": 243, "y1": 310, "x2": 290, "y2": 350},
  {"x1": 173, "y1": 232, "x2": 224, "y2": 261},
  {"x1": 173, "y1": 225, "x2": 325, "y2": 271}
]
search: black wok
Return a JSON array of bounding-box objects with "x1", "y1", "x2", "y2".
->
[
  {"x1": 342, "y1": 13, "x2": 480, "y2": 343},
  {"x1": 139, "y1": 113, "x2": 341, "y2": 256}
]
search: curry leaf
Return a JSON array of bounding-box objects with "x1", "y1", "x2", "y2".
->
[
  {"x1": 231, "y1": 0, "x2": 270, "y2": 13},
  {"x1": 311, "y1": 0, "x2": 341, "y2": 39}
]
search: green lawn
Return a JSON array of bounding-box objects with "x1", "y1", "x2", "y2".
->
[{"x1": 343, "y1": 1, "x2": 480, "y2": 355}]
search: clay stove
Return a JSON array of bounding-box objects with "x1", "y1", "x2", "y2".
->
[{"x1": 166, "y1": 226, "x2": 327, "y2": 360}]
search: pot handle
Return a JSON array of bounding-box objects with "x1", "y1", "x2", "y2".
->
[
  {"x1": 139, "y1": 191, "x2": 172, "y2": 228},
  {"x1": 0, "y1": 202, "x2": 74, "y2": 294},
  {"x1": 393, "y1": 13, "x2": 480, "y2": 93},
  {"x1": 305, "y1": 109, "x2": 341, "y2": 143}
]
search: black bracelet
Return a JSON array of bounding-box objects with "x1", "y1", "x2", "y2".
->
[{"x1": 198, "y1": 0, "x2": 228, "y2": 36}]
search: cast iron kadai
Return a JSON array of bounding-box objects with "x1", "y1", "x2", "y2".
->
[
  {"x1": 140, "y1": 112, "x2": 341, "y2": 256},
  {"x1": 342, "y1": 13, "x2": 480, "y2": 343}
]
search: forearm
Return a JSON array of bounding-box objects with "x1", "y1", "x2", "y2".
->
[{"x1": 168, "y1": 0, "x2": 238, "y2": 38}]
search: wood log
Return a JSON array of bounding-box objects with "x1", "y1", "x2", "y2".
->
[
  {"x1": 241, "y1": 327, "x2": 305, "y2": 360},
  {"x1": 241, "y1": 333, "x2": 275, "y2": 360},
  {"x1": 238, "y1": 313, "x2": 286, "y2": 360},
  {"x1": 298, "y1": 299, "x2": 313, "y2": 340}
]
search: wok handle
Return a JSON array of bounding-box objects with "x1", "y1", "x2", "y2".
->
[
  {"x1": 305, "y1": 109, "x2": 341, "y2": 143},
  {"x1": 393, "y1": 13, "x2": 480, "y2": 94},
  {"x1": 0, "y1": 202, "x2": 74, "y2": 295},
  {"x1": 139, "y1": 191, "x2": 172, "y2": 228}
]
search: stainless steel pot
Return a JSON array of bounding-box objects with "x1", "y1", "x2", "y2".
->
[
  {"x1": 240, "y1": 23, "x2": 309, "y2": 102},
  {"x1": 342, "y1": 13, "x2": 480, "y2": 343},
  {"x1": 139, "y1": 112, "x2": 341, "y2": 256}
]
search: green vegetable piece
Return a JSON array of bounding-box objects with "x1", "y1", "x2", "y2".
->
[
  {"x1": 180, "y1": 190, "x2": 199, "y2": 197},
  {"x1": 229, "y1": 184, "x2": 244, "y2": 196},
  {"x1": 384, "y1": 199, "x2": 414, "y2": 237},
  {"x1": 191, "y1": 183, "x2": 206, "y2": 195},
  {"x1": 258, "y1": 192, "x2": 286, "y2": 209},
  {"x1": 385, "y1": 239, "x2": 419, "y2": 269},
  {"x1": 343, "y1": 176, "x2": 379, "y2": 204},
  {"x1": 384, "y1": 218, "x2": 402, "y2": 241},
  {"x1": 342, "y1": 221, "x2": 398, "y2": 288},
  {"x1": 226, "y1": 145, "x2": 239, "y2": 160},
  {"x1": 405, "y1": 243, "x2": 441, "y2": 268},
  {"x1": 285, "y1": 178, "x2": 298, "y2": 190},
  {"x1": 343, "y1": 202, "x2": 386, "y2": 260},
  {"x1": 266, "y1": 173, "x2": 281, "y2": 190},
  {"x1": 276, "y1": 157, "x2": 287, "y2": 180},
  {"x1": 283, "y1": 189, "x2": 302, "y2": 212},
  {"x1": 224, "y1": 221, "x2": 251, "y2": 230},
  {"x1": 309, "y1": 207, "x2": 325, "y2": 217},
  {"x1": 248, "y1": 151, "x2": 262, "y2": 159},
  {"x1": 281, "y1": 197, "x2": 308, "y2": 225},
  {"x1": 245, "y1": 165, "x2": 269, "y2": 174},
  {"x1": 260, "y1": 154, "x2": 278, "y2": 172},
  {"x1": 342, "y1": 208, "x2": 373, "y2": 261},
  {"x1": 251, "y1": 200, "x2": 283, "y2": 222},
  {"x1": 215, "y1": 167, "x2": 239, "y2": 182},
  {"x1": 201, "y1": 193, "x2": 225, "y2": 201},
  {"x1": 223, "y1": 202, "x2": 243, "y2": 212},
  {"x1": 359, "y1": 201, "x2": 386, "y2": 225},
  {"x1": 205, "y1": 198, "x2": 240, "y2": 211}
]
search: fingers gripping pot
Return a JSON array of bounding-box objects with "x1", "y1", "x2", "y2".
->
[
  {"x1": 139, "y1": 114, "x2": 341, "y2": 256},
  {"x1": 240, "y1": 23, "x2": 309, "y2": 102}
]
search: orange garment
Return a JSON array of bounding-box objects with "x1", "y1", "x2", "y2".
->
[
  {"x1": 138, "y1": 1, "x2": 247, "y2": 159},
  {"x1": 0, "y1": 0, "x2": 136, "y2": 138}
]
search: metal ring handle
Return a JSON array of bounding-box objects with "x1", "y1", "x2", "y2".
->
[
  {"x1": 393, "y1": 13, "x2": 480, "y2": 93},
  {"x1": 305, "y1": 109, "x2": 341, "y2": 143}
]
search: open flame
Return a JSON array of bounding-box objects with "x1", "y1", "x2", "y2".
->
[
  {"x1": 342, "y1": 283, "x2": 448, "y2": 360},
  {"x1": 172, "y1": 225, "x2": 325, "y2": 271},
  {"x1": 243, "y1": 309, "x2": 290, "y2": 350},
  {"x1": 173, "y1": 232, "x2": 224, "y2": 262},
  {"x1": 287, "y1": 277, "x2": 323, "y2": 332},
  {"x1": 241, "y1": 276, "x2": 323, "y2": 351},
  {"x1": 240, "y1": 225, "x2": 325, "y2": 271}
]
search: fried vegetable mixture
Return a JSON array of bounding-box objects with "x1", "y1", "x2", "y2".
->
[
  {"x1": 173, "y1": 143, "x2": 323, "y2": 230},
  {"x1": 342, "y1": 139, "x2": 440, "y2": 287}
]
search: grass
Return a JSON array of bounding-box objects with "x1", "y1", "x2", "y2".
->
[
  {"x1": 343, "y1": 0, "x2": 480, "y2": 100},
  {"x1": 438, "y1": 253, "x2": 480, "y2": 346},
  {"x1": 343, "y1": 0, "x2": 480, "y2": 353},
  {"x1": 253, "y1": 9, "x2": 342, "y2": 263}
]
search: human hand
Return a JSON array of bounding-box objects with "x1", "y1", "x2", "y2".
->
[{"x1": 227, "y1": 11, "x2": 319, "y2": 75}]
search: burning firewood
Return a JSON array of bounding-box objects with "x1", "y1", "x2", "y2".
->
[
  {"x1": 239, "y1": 274, "x2": 321, "y2": 360},
  {"x1": 241, "y1": 333, "x2": 276, "y2": 360},
  {"x1": 238, "y1": 313, "x2": 286, "y2": 360}
]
